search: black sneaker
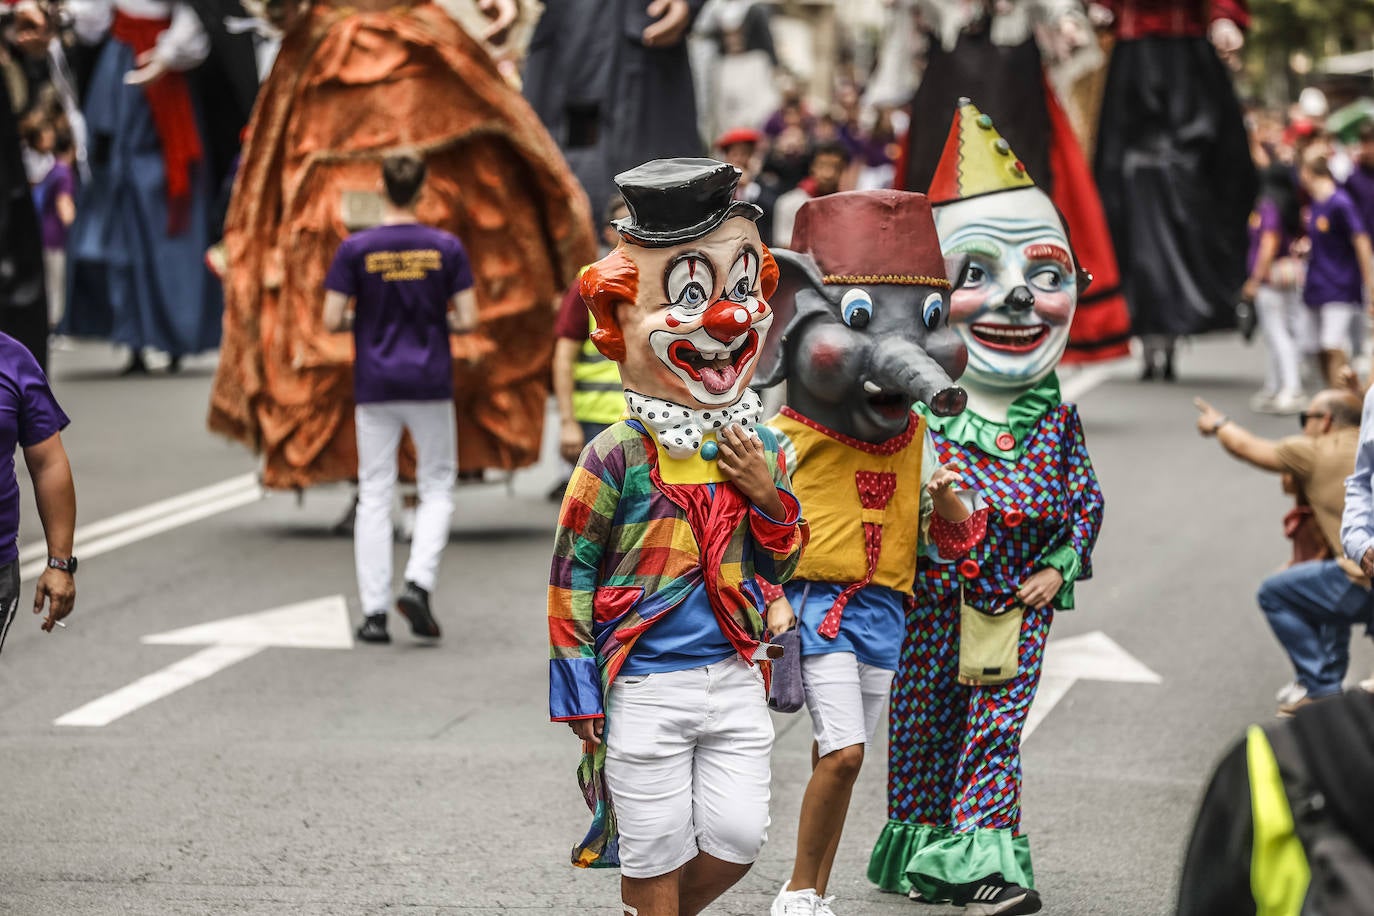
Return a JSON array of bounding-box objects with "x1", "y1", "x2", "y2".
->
[
  {"x1": 951, "y1": 874, "x2": 1041, "y2": 916},
  {"x1": 396, "y1": 582, "x2": 441, "y2": 639},
  {"x1": 356, "y1": 613, "x2": 390, "y2": 644}
]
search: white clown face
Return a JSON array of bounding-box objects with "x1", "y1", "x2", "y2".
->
[
  {"x1": 933, "y1": 187, "x2": 1078, "y2": 393},
  {"x1": 616, "y1": 217, "x2": 774, "y2": 409}
]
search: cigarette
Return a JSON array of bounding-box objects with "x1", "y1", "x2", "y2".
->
[{"x1": 53, "y1": 620, "x2": 66, "y2": 629}]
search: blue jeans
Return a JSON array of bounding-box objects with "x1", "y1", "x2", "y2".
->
[{"x1": 1256, "y1": 560, "x2": 1374, "y2": 696}]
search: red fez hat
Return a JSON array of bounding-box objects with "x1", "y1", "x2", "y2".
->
[
  {"x1": 715, "y1": 127, "x2": 763, "y2": 150},
  {"x1": 789, "y1": 190, "x2": 949, "y2": 288}
]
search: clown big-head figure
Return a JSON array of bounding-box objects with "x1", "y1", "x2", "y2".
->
[
  {"x1": 929, "y1": 100, "x2": 1089, "y2": 402},
  {"x1": 580, "y1": 159, "x2": 778, "y2": 458}
]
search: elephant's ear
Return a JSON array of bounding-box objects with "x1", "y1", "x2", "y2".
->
[
  {"x1": 755, "y1": 248, "x2": 827, "y2": 389},
  {"x1": 943, "y1": 253, "x2": 971, "y2": 295}
]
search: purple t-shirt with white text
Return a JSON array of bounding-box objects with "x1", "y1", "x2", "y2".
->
[
  {"x1": 0, "y1": 333, "x2": 70, "y2": 566},
  {"x1": 324, "y1": 223, "x2": 474, "y2": 404},
  {"x1": 1304, "y1": 189, "x2": 1369, "y2": 308}
]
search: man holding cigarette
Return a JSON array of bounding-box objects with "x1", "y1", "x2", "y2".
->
[{"x1": 0, "y1": 330, "x2": 76, "y2": 653}]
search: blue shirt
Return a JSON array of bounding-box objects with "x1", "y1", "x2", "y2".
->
[
  {"x1": 1342, "y1": 385, "x2": 1374, "y2": 563},
  {"x1": 786, "y1": 580, "x2": 908, "y2": 671},
  {"x1": 619, "y1": 581, "x2": 736, "y2": 675}
]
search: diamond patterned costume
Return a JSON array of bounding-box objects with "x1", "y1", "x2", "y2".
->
[{"x1": 869, "y1": 376, "x2": 1104, "y2": 900}]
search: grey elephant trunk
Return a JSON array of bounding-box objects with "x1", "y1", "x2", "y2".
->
[{"x1": 870, "y1": 337, "x2": 967, "y2": 417}]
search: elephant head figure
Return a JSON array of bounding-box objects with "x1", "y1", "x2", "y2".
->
[{"x1": 755, "y1": 189, "x2": 968, "y2": 444}]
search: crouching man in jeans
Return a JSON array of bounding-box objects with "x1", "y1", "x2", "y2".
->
[
  {"x1": 1196, "y1": 389, "x2": 1372, "y2": 716},
  {"x1": 548, "y1": 159, "x2": 807, "y2": 916},
  {"x1": 323, "y1": 151, "x2": 478, "y2": 643}
]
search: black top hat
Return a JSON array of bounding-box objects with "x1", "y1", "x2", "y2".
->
[{"x1": 612, "y1": 158, "x2": 763, "y2": 248}]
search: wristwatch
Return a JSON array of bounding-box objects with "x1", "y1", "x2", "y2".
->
[
  {"x1": 1212, "y1": 416, "x2": 1230, "y2": 434},
  {"x1": 47, "y1": 556, "x2": 77, "y2": 574}
]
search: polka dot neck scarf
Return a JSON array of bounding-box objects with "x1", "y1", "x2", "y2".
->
[{"x1": 623, "y1": 388, "x2": 764, "y2": 459}]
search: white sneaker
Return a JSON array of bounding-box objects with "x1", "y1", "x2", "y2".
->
[
  {"x1": 771, "y1": 882, "x2": 819, "y2": 916},
  {"x1": 1276, "y1": 680, "x2": 1308, "y2": 705},
  {"x1": 1359, "y1": 673, "x2": 1374, "y2": 693},
  {"x1": 1271, "y1": 391, "x2": 1308, "y2": 415},
  {"x1": 814, "y1": 894, "x2": 837, "y2": 916},
  {"x1": 1249, "y1": 390, "x2": 1278, "y2": 413}
]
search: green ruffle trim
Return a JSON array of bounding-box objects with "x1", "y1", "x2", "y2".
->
[{"x1": 868, "y1": 822, "x2": 1034, "y2": 900}]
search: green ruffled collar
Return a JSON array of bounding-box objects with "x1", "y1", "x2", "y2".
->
[{"x1": 920, "y1": 374, "x2": 1062, "y2": 460}]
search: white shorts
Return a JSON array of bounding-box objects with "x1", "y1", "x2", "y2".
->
[
  {"x1": 603, "y1": 656, "x2": 774, "y2": 879},
  {"x1": 1305, "y1": 302, "x2": 1360, "y2": 354},
  {"x1": 801, "y1": 652, "x2": 895, "y2": 757}
]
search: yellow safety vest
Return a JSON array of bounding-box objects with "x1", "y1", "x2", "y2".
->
[
  {"x1": 572, "y1": 315, "x2": 625, "y2": 425},
  {"x1": 1247, "y1": 726, "x2": 1311, "y2": 916}
]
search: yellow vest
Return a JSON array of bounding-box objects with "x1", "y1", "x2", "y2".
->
[
  {"x1": 770, "y1": 411, "x2": 925, "y2": 594},
  {"x1": 572, "y1": 315, "x2": 625, "y2": 425}
]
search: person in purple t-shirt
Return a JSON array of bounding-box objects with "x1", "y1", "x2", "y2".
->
[
  {"x1": 35, "y1": 130, "x2": 76, "y2": 332},
  {"x1": 1344, "y1": 121, "x2": 1374, "y2": 242},
  {"x1": 0, "y1": 331, "x2": 77, "y2": 653},
  {"x1": 1243, "y1": 164, "x2": 1306, "y2": 414},
  {"x1": 1298, "y1": 153, "x2": 1374, "y2": 389},
  {"x1": 323, "y1": 152, "x2": 478, "y2": 645}
]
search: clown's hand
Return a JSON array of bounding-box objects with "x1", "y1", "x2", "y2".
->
[
  {"x1": 718, "y1": 423, "x2": 785, "y2": 520},
  {"x1": 766, "y1": 596, "x2": 796, "y2": 635}
]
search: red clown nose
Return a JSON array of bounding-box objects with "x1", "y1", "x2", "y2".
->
[{"x1": 702, "y1": 299, "x2": 753, "y2": 343}]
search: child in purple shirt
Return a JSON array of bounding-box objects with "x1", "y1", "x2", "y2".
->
[
  {"x1": 1244, "y1": 165, "x2": 1306, "y2": 414},
  {"x1": 323, "y1": 152, "x2": 478, "y2": 644},
  {"x1": 1299, "y1": 153, "x2": 1374, "y2": 388}
]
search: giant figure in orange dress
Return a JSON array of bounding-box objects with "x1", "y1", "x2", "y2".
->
[{"x1": 209, "y1": 0, "x2": 596, "y2": 489}]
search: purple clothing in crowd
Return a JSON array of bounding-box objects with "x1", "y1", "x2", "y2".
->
[
  {"x1": 1304, "y1": 189, "x2": 1369, "y2": 308},
  {"x1": 324, "y1": 223, "x2": 474, "y2": 405},
  {"x1": 1246, "y1": 198, "x2": 1292, "y2": 277},
  {"x1": 1346, "y1": 164, "x2": 1374, "y2": 245},
  {"x1": 0, "y1": 332, "x2": 69, "y2": 566},
  {"x1": 36, "y1": 161, "x2": 73, "y2": 250}
]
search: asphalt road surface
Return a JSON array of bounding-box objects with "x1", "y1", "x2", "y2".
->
[{"x1": 2, "y1": 337, "x2": 1370, "y2": 915}]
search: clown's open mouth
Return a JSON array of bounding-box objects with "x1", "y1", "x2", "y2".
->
[
  {"x1": 668, "y1": 332, "x2": 758, "y2": 396},
  {"x1": 970, "y1": 322, "x2": 1050, "y2": 353}
]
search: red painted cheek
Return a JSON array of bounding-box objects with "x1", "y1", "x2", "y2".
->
[
  {"x1": 949, "y1": 289, "x2": 985, "y2": 322},
  {"x1": 664, "y1": 314, "x2": 681, "y2": 328},
  {"x1": 805, "y1": 340, "x2": 845, "y2": 373},
  {"x1": 1033, "y1": 292, "x2": 1074, "y2": 326}
]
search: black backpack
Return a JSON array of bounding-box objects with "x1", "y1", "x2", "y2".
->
[{"x1": 1265, "y1": 692, "x2": 1374, "y2": 916}]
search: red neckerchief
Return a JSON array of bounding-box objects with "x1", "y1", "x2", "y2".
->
[{"x1": 640, "y1": 436, "x2": 761, "y2": 665}]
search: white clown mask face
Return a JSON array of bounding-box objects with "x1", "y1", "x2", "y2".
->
[
  {"x1": 616, "y1": 217, "x2": 774, "y2": 410},
  {"x1": 934, "y1": 187, "x2": 1078, "y2": 393}
]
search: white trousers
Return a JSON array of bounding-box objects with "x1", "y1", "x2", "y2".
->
[
  {"x1": 1256, "y1": 285, "x2": 1304, "y2": 396},
  {"x1": 1305, "y1": 302, "x2": 1361, "y2": 355},
  {"x1": 354, "y1": 400, "x2": 456, "y2": 615},
  {"x1": 43, "y1": 249, "x2": 65, "y2": 329},
  {"x1": 604, "y1": 656, "x2": 774, "y2": 878},
  {"x1": 800, "y1": 651, "x2": 894, "y2": 757}
]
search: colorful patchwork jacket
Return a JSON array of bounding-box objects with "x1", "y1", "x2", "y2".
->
[{"x1": 548, "y1": 419, "x2": 807, "y2": 868}]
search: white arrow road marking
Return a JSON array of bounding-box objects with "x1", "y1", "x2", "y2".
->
[
  {"x1": 1024, "y1": 630, "x2": 1161, "y2": 740},
  {"x1": 19, "y1": 473, "x2": 263, "y2": 581},
  {"x1": 54, "y1": 595, "x2": 352, "y2": 727}
]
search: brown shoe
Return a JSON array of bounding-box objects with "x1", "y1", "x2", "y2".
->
[{"x1": 1277, "y1": 693, "x2": 1339, "y2": 718}]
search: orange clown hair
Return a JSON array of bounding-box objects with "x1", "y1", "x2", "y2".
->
[{"x1": 580, "y1": 244, "x2": 780, "y2": 363}]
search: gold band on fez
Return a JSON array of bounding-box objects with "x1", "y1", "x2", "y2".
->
[{"x1": 822, "y1": 274, "x2": 952, "y2": 289}]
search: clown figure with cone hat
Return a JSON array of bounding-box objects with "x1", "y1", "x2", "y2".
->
[{"x1": 867, "y1": 101, "x2": 1105, "y2": 915}]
